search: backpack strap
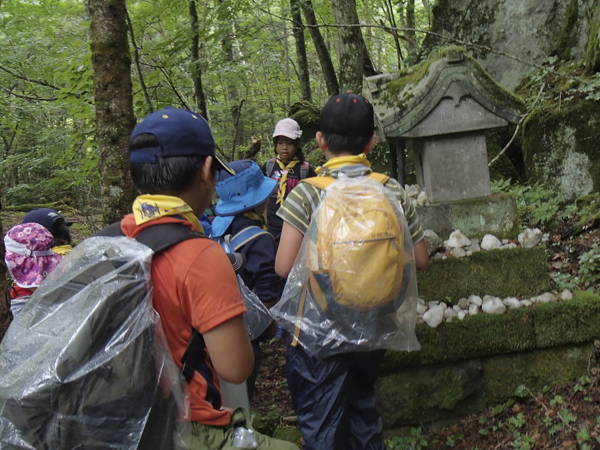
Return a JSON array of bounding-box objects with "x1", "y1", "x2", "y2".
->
[
  {"x1": 228, "y1": 226, "x2": 271, "y2": 251},
  {"x1": 265, "y1": 158, "x2": 276, "y2": 177},
  {"x1": 300, "y1": 161, "x2": 310, "y2": 179},
  {"x1": 302, "y1": 172, "x2": 389, "y2": 191},
  {"x1": 96, "y1": 222, "x2": 205, "y2": 253}
]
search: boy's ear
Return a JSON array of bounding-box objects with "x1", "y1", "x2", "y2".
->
[
  {"x1": 316, "y1": 131, "x2": 327, "y2": 150},
  {"x1": 363, "y1": 134, "x2": 377, "y2": 154},
  {"x1": 199, "y1": 156, "x2": 214, "y2": 184}
]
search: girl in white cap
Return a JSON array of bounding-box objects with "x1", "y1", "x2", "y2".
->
[{"x1": 262, "y1": 118, "x2": 316, "y2": 249}]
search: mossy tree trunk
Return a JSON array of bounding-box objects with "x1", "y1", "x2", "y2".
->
[
  {"x1": 301, "y1": 0, "x2": 339, "y2": 97},
  {"x1": 291, "y1": 0, "x2": 312, "y2": 102},
  {"x1": 89, "y1": 0, "x2": 137, "y2": 225},
  {"x1": 0, "y1": 201, "x2": 11, "y2": 343}
]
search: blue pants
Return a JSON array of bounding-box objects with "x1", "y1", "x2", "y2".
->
[{"x1": 286, "y1": 340, "x2": 386, "y2": 450}]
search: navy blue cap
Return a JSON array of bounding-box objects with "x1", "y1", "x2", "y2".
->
[
  {"x1": 321, "y1": 91, "x2": 374, "y2": 136},
  {"x1": 128, "y1": 107, "x2": 234, "y2": 175},
  {"x1": 22, "y1": 208, "x2": 72, "y2": 237}
]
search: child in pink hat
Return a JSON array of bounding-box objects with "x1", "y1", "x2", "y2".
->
[{"x1": 4, "y1": 223, "x2": 63, "y2": 312}]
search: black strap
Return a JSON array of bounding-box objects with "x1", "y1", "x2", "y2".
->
[
  {"x1": 95, "y1": 222, "x2": 205, "y2": 253},
  {"x1": 96, "y1": 221, "x2": 207, "y2": 382}
]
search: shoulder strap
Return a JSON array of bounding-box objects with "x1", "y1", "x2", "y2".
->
[
  {"x1": 96, "y1": 222, "x2": 205, "y2": 254},
  {"x1": 300, "y1": 161, "x2": 310, "y2": 179},
  {"x1": 301, "y1": 176, "x2": 334, "y2": 190},
  {"x1": 266, "y1": 158, "x2": 276, "y2": 177},
  {"x1": 301, "y1": 172, "x2": 389, "y2": 191},
  {"x1": 369, "y1": 172, "x2": 390, "y2": 184},
  {"x1": 229, "y1": 226, "x2": 271, "y2": 251}
]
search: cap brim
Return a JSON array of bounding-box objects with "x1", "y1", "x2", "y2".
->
[{"x1": 213, "y1": 155, "x2": 235, "y2": 176}]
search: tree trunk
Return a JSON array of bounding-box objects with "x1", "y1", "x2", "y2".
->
[
  {"x1": 89, "y1": 0, "x2": 137, "y2": 225},
  {"x1": 330, "y1": 0, "x2": 374, "y2": 93},
  {"x1": 301, "y1": 0, "x2": 339, "y2": 97},
  {"x1": 406, "y1": 0, "x2": 416, "y2": 52},
  {"x1": 189, "y1": 0, "x2": 208, "y2": 120},
  {"x1": 0, "y1": 200, "x2": 11, "y2": 343},
  {"x1": 291, "y1": 0, "x2": 312, "y2": 102}
]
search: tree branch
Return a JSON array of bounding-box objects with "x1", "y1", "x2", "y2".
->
[
  {"x1": 0, "y1": 83, "x2": 57, "y2": 101},
  {"x1": 0, "y1": 64, "x2": 60, "y2": 90},
  {"x1": 126, "y1": 11, "x2": 153, "y2": 113},
  {"x1": 489, "y1": 82, "x2": 545, "y2": 168}
]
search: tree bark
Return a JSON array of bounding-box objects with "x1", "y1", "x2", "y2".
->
[
  {"x1": 189, "y1": 0, "x2": 208, "y2": 120},
  {"x1": 301, "y1": 0, "x2": 339, "y2": 97},
  {"x1": 406, "y1": 0, "x2": 416, "y2": 52},
  {"x1": 330, "y1": 0, "x2": 374, "y2": 93},
  {"x1": 291, "y1": 0, "x2": 312, "y2": 102},
  {"x1": 89, "y1": 0, "x2": 137, "y2": 225}
]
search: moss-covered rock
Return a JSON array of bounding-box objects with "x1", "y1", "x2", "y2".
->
[
  {"x1": 417, "y1": 246, "x2": 549, "y2": 301},
  {"x1": 557, "y1": 0, "x2": 580, "y2": 61},
  {"x1": 483, "y1": 343, "x2": 591, "y2": 405},
  {"x1": 521, "y1": 99, "x2": 600, "y2": 202},
  {"x1": 584, "y1": 4, "x2": 600, "y2": 75}
]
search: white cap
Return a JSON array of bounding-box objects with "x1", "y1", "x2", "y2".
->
[{"x1": 273, "y1": 118, "x2": 302, "y2": 140}]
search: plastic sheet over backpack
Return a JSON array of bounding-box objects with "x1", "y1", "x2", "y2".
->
[
  {"x1": 271, "y1": 175, "x2": 421, "y2": 359},
  {"x1": 0, "y1": 237, "x2": 190, "y2": 449}
]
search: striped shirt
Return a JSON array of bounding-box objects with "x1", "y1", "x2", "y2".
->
[{"x1": 277, "y1": 164, "x2": 424, "y2": 244}]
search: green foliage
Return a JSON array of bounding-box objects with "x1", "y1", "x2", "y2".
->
[
  {"x1": 578, "y1": 244, "x2": 600, "y2": 291},
  {"x1": 385, "y1": 427, "x2": 428, "y2": 450},
  {"x1": 491, "y1": 179, "x2": 576, "y2": 225}
]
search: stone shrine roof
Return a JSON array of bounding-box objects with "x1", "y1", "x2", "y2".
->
[{"x1": 365, "y1": 47, "x2": 525, "y2": 140}]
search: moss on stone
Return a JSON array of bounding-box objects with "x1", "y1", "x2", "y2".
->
[
  {"x1": 521, "y1": 99, "x2": 600, "y2": 200},
  {"x1": 557, "y1": 0, "x2": 580, "y2": 61},
  {"x1": 534, "y1": 291, "x2": 600, "y2": 347},
  {"x1": 483, "y1": 343, "x2": 592, "y2": 405},
  {"x1": 585, "y1": 5, "x2": 600, "y2": 75},
  {"x1": 417, "y1": 246, "x2": 549, "y2": 301}
]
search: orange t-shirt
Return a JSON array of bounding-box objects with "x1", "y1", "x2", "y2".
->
[{"x1": 121, "y1": 214, "x2": 246, "y2": 426}]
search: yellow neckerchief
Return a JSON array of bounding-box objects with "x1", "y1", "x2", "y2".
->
[
  {"x1": 132, "y1": 194, "x2": 204, "y2": 233},
  {"x1": 315, "y1": 153, "x2": 371, "y2": 174},
  {"x1": 243, "y1": 211, "x2": 267, "y2": 230},
  {"x1": 276, "y1": 157, "x2": 301, "y2": 204},
  {"x1": 52, "y1": 245, "x2": 72, "y2": 256}
]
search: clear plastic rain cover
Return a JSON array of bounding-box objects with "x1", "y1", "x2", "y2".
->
[
  {"x1": 271, "y1": 175, "x2": 421, "y2": 359},
  {"x1": 0, "y1": 237, "x2": 190, "y2": 449}
]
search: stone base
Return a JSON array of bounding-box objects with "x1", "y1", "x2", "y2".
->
[
  {"x1": 416, "y1": 193, "x2": 519, "y2": 240},
  {"x1": 377, "y1": 342, "x2": 593, "y2": 430}
]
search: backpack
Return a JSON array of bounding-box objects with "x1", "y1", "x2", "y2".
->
[
  {"x1": 270, "y1": 173, "x2": 420, "y2": 359},
  {"x1": 0, "y1": 223, "x2": 202, "y2": 450},
  {"x1": 265, "y1": 158, "x2": 310, "y2": 180}
]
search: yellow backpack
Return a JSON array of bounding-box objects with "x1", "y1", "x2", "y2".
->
[{"x1": 301, "y1": 173, "x2": 413, "y2": 318}]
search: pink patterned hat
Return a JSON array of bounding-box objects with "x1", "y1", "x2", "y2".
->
[
  {"x1": 272, "y1": 118, "x2": 303, "y2": 140},
  {"x1": 4, "y1": 223, "x2": 63, "y2": 288}
]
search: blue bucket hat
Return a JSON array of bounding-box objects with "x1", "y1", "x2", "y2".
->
[
  {"x1": 128, "y1": 107, "x2": 234, "y2": 175},
  {"x1": 212, "y1": 160, "x2": 277, "y2": 237}
]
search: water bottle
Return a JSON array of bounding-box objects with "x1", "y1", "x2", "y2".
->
[{"x1": 232, "y1": 427, "x2": 257, "y2": 448}]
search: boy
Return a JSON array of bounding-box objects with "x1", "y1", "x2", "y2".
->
[
  {"x1": 120, "y1": 107, "x2": 297, "y2": 450},
  {"x1": 211, "y1": 159, "x2": 283, "y2": 399},
  {"x1": 275, "y1": 92, "x2": 429, "y2": 450}
]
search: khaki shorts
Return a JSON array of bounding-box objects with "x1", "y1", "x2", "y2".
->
[{"x1": 178, "y1": 408, "x2": 299, "y2": 450}]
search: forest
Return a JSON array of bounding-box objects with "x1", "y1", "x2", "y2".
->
[{"x1": 1, "y1": 0, "x2": 600, "y2": 448}]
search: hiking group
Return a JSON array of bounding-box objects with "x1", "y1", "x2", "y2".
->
[{"x1": 0, "y1": 92, "x2": 429, "y2": 450}]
